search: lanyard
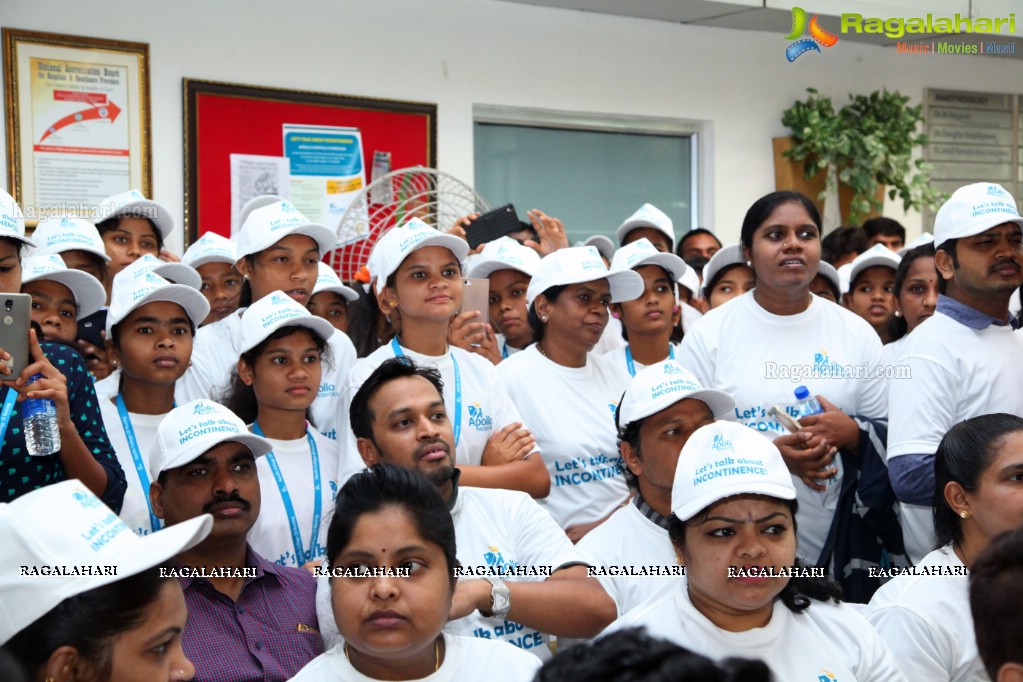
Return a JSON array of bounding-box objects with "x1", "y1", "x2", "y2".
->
[
  {"x1": 252, "y1": 422, "x2": 322, "y2": 565},
  {"x1": 115, "y1": 395, "x2": 163, "y2": 532},
  {"x1": 625, "y1": 345, "x2": 676, "y2": 377},
  {"x1": 390, "y1": 337, "x2": 461, "y2": 447},
  {"x1": 0, "y1": 388, "x2": 17, "y2": 444}
]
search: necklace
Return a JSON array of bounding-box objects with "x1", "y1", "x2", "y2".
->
[
  {"x1": 536, "y1": 342, "x2": 548, "y2": 357},
  {"x1": 345, "y1": 638, "x2": 441, "y2": 672}
]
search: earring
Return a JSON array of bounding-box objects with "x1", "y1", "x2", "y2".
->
[
  {"x1": 611, "y1": 312, "x2": 620, "y2": 319},
  {"x1": 960, "y1": 510, "x2": 969, "y2": 519},
  {"x1": 672, "y1": 305, "x2": 680, "y2": 313},
  {"x1": 243, "y1": 274, "x2": 250, "y2": 280},
  {"x1": 746, "y1": 260, "x2": 752, "y2": 267},
  {"x1": 540, "y1": 315, "x2": 547, "y2": 323},
  {"x1": 894, "y1": 310, "x2": 902, "y2": 317}
]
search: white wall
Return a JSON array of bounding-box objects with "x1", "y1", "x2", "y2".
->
[{"x1": 3, "y1": 0, "x2": 1022, "y2": 252}]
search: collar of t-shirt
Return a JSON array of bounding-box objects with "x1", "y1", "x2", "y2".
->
[
  {"x1": 937, "y1": 293, "x2": 1020, "y2": 330},
  {"x1": 633, "y1": 490, "x2": 672, "y2": 530},
  {"x1": 174, "y1": 543, "x2": 282, "y2": 590}
]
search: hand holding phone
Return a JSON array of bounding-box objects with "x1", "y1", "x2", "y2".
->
[{"x1": 769, "y1": 405, "x2": 803, "y2": 433}]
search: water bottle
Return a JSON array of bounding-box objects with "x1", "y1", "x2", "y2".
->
[
  {"x1": 793, "y1": 385, "x2": 834, "y2": 491},
  {"x1": 24, "y1": 374, "x2": 60, "y2": 456},
  {"x1": 793, "y1": 385, "x2": 823, "y2": 419}
]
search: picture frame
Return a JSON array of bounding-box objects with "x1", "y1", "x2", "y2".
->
[
  {"x1": 3, "y1": 28, "x2": 151, "y2": 224},
  {"x1": 183, "y1": 79, "x2": 437, "y2": 244}
]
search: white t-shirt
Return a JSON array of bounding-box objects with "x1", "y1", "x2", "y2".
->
[
  {"x1": 606, "y1": 585, "x2": 906, "y2": 681},
  {"x1": 498, "y1": 346, "x2": 630, "y2": 529},
  {"x1": 866, "y1": 545, "x2": 984, "y2": 681},
  {"x1": 344, "y1": 342, "x2": 532, "y2": 470},
  {"x1": 575, "y1": 502, "x2": 679, "y2": 616},
  {"x1": 248, "y1": 428, "x2": 340, "y2": 568},
  {"x1": 679, "y1": 291, "x2": 887, "y2": 564},
  {"x1": 290, "y1": 634, "x2": 541, "y2": 682},
  {"x1": 888, "y1": 311, "x2": 1023, "y2": 565},
  {"x1": 176, "y1": 309, "x2": 357, "y2": 441},
  {"x1": 99, "y1": 397, "x2": 165, "y2": 536},
  {"x1": 317, "y1": 485, "x2": 586, "y2": 660},
  {"x1": 681, "y1": 300, "x2": 703, "y2": 332},
  {"x1": 881, "y1": 336, "x2": 934, "y2": 564}
]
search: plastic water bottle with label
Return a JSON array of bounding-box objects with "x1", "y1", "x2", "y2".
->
[
  {"x1": 792, "y1": 385, "x2": 835, "y2": 495},
  {"x1": 24, "y1": 374, "x2": 60, "y2": 456}
]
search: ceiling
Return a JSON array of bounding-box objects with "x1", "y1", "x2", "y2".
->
[{"x1": 497, "y1": 0, "x2": 1023, "y2": 59}]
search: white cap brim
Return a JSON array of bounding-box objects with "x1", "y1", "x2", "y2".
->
[
  {"x1": 672, "y1": 481, "x2": 797, "y2": 522},
  {"x1": 848, "y1": 254, "x2": 900, "y2": 286},
  {"x1": 152, "y1": 433, "x2": 272, "y2": 478},
  {"x1": 23, "y1": 269, "x2": 107, "y2": 319},
  {"x1": 104, "y1": 199, "x2": 174, "y2": 240},
  {"x1": 106, "y1": 283, "x2": 211, "y2": 335},
  {"x1": 312, "y1": 281, "x2": 359, "y2": 301},
  {"x1": 373, "y1": 233, "x2": 470, "y2": 295},
  {"x1": 240, "y1": 310, "x2": 335, "y2": 354}
]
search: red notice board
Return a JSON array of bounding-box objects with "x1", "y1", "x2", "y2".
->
[{"x1": 183, "y1": 79, "x2": 436, "y2": 244}]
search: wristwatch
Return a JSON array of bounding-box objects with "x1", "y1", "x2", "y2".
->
[{"x1": 480, "y1": 576, "x2": 511, "y2": 617}]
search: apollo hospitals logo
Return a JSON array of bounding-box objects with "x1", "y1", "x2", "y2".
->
[
  {"x1": 784, "y1": 7, "x2": 839, "y2": 62},
  {"x1": 467, "y1": 403, "x2": 493, "y2": 431},
  {"x1": 193, "y1": 402, "x2": 216, "y2": 416},
  {"x1": 711, "y1": 432, "x2": 734, "y2": 452}
]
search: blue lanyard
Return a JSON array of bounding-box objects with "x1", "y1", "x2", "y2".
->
[
  {"x1": 115, "y1": 395, "x2": 162, "y2": 532},
  {"x1": 501, "y1": 342, "x2": 509, "y2": 359},
  {"x1": 625, "y1": 345, "x2": 676, "y2": 377},
  {"x1": 252, "y1": 422, "x2": 322, "y2": 566},
  {"x1": 390, "y1": 337, "x2": 461, "y2": 446},
  {"x1": 0, "y1": 388, "x2": 17, "y2": 443}
]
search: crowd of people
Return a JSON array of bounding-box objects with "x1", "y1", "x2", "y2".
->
[{"x1": 1, "y1": 180, "x2": 1022, "y2": 681}]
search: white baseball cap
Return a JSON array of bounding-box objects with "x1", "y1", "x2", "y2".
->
[
  {"x1": 847, "y1": 243, "x2": 902, "y2": 287},
  {"x1": 150, "y1": 400, "x2": 273, "y2": 477},
  {"x1": 236, "y1": 200, "x2": 336, "y2": 260},
  {"x1": 671, "y1": 422, "x2": 796, "y2": 522},
  {"x1": 106, "y1": 268, "x2": 210, "y2": 336},
  {"x1": 233, "y1": 194, "x2": 285, "y2": 239},
  {"x1": 837, "y1": 263, "x2": 853, "y2": 296},
  {"x1": 312, "y1": 261, "x2": 358, "y2": 301},
  {"x1": 526, "y1": 246, "x2": 643, "y2": 305},
  {"x1": 0, "y1": 479, "x2": 211, "y2": 645},
  {"x1": 700, "y1": 244, "x2": 745, "y2": 298},
  {"x1": 615, "y1": 203, "x2": 674, "y2": 247},
  {"x1": 617, "y1": 361, "x2": 734, "y2": 430},
  {"x1": 814, "y1": 261, "x2": 842, "y2": 298},
  {"x1": 240, "y1": 290, "x2": 335, "y2": 353},
  {"x1": 0, "y1": 189, "x2": 35, "y2": 248},
  {"x1": 371, "y1": 218, "x2": 470, "y2": 295},
  {"x1": 120, "y1": 253, "x2": 201, "y2": 291},
  {"x1": 898, "y1": 232, "x2": 935, "y2": 256},
  {"x1": 95, "y1": 189, "x2": 173, "y2": 240},
  {"x1": 678, "y1": 263, "x2": 701, "y2": 297},
  {"x1": 934, "y1": 183, "x2": 1023, "y2": 249},
  {"x1": 30, "y1": 217, "x2": 109, "y2": 261},
  {"x1": 182, "y1": 232, "x2": 238, "y2": 269},
  {"x1": 21, "y1": 254, "x2": 106, "y2": 319},
  {"x1": 609, "y1": 238, "x2": 688, "y2": 283},
  {"x1": 468, "y1": 236, "x2": 541, "y2": 280},
  {"x1": 582, "y1": 234, "x2": 616, "y2": 263}
]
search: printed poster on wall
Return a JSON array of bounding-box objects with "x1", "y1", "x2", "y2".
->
[{"x1": 282, "y1": 124, "x2": 365, "y2": 232}]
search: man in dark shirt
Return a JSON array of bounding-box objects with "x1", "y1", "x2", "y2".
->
[{"x1": 150, "y1": 399, "x2": 323, "y2": 682}]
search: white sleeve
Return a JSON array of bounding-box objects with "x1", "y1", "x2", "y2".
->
[
  {"x1": 887, "y1": 352, "x2": 958, "y2": 459},
  {"x1": 508, "y1": 493, "x2": 587, "y2": 574},
  {"x1": 855, "y1": 332, "x2": 887, "y2": 419},
  {"x1": 678, "y1": 322, "x2": 715, "y2": 388},
  {"x1": 865, "y1": 605, "x2": 953, "y2": 681}
]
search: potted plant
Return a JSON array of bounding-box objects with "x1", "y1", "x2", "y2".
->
[{"x1": 778, "y1": 88, "x2": 945, "y2": 224}]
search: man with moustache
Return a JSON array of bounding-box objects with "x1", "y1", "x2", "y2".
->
[
  {"x1": 888, "y1": 183, "x2": 1023, "y2": 561},
  {"x1": 316, "y1": 357, "x2": 616, "y2": 660},
  {"x1": 150, "y1": 399, "x2": 323, "y2": 682}
]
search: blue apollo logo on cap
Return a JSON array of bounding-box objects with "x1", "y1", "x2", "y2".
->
[
  {"x1": 712, "y1": 432, "x2": 734, "y2": 452},
  {"x1": 193, "y1": 402, "x2": 216, "y2": 416},
  {"x1": 72, "y1": 490, "x2": 102, "y2": 509},
  {"x1": 662, "y1": 363, "x2": 683, "y2": 375},
  {"x1": 270, "y1": 293, "x2": 288, "y2": 306},
  {"x1": 988, "y1": 184, "x2": 1009, "y2": 197},
  {"x1": 59, "y1": 218, "x2": 75, "y2": 227}
]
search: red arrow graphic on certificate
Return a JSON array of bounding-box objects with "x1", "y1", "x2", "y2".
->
[{"x1": 39, "y1": 101, "x2": 122, "y2": 142}]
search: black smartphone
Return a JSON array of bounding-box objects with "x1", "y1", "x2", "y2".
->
[{"x1": 465, "y1": 204, "x2": 521, "y2": 250}]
